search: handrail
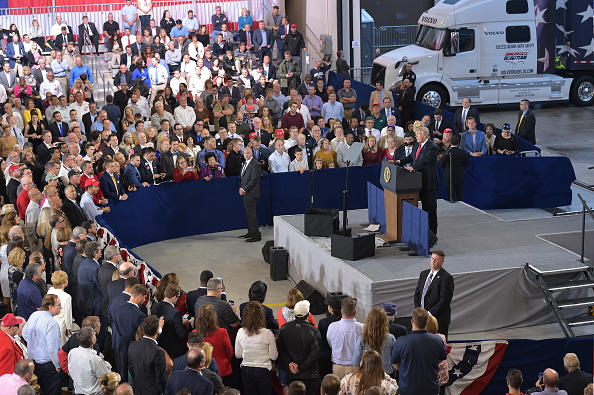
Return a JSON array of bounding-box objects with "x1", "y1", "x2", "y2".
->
[{"x1": 576, "y1": 193, "x2": 594, "y2": 264}]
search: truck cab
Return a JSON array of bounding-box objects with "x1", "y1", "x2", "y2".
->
[{"x1": 371, "y1": 0, "x2": 593, "y2": 107}]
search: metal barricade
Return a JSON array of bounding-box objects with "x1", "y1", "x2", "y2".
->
[
  {"x1": 374, "y1": 25, "x2": 417, "y2": 52},
  {"x1": 350, "y1": 67, "x2": 373, "y2": 86}
]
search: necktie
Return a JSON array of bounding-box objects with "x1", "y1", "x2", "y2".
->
[
  {"x1": 111, "y1": 173, "x2": 119, "y2": 194},
  {"x1": 241, "y1": 162, "x2": 247, "y2": 176},
  {"x1": 517, "y1": 113, "x2": 524, "y2": 132},
  {"x1": 415, "y1": 144, "x2": 422, "y2": 160},
  {"x1": 59, "y1": 123, "x2": 63, "y2": 136},
  {"x1": 155, "y1": 69, "x2": 159, "y2": 85},
  {"x1": 406, "y1": 147, "x2": 411, "y2": 156},
  {"x1": 462, "y1": 109, "x2": 467, "y2": 129},
  {"x1": 86, "y1": 25, "x2": 91, "y2": 44},
  {"x1": 472, "y1": 134, "x2": 476, "y2": 152},
  {"x1": 421, "y1": 272, "x2": 434, "y2": 308},
  {"x1": 247, "y1": 32, "x2": 252, "y2": 47},
  {"x1": 63, "y1": 34, "x2": 66, "y2": 44},
  {"x1": 436, "y1": 121, "x2": 440, "y2": 131}
]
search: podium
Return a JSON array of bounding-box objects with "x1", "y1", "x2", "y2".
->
[{"x1": 380, "y1": 162, "x2": 422, "y2": 241}]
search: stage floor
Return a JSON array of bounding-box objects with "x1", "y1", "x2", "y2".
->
[{"x1": 274, "y1": 200, "x2": 593, "y2": 335}]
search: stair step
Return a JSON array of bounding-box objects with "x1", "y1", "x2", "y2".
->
[
  {"x1": 567, "y1": 315, "x2": 594, "y2": 327},
  {"x1": 547, "y1": 280, "x2": 594, "y2": 292},
  {"x1": 557, "y1": 297, "x2": 594, "y2": 309},
  {"x1": 536, "y1": 266, "x2": 592, "y2": 276}
]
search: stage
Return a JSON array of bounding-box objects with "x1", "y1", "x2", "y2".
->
[{"x1": 274, "y1": 199, "x2": 593, "y2": 335}]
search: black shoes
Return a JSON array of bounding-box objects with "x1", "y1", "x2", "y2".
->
[
  {"x1": 245, "y1": 235, "x2": 262, "y2": 243},
  {"x1": 239, "y1": 233, "x2": 251, "y2": 238}
]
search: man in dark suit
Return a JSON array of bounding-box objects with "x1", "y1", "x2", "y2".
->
[
  {"x1": 48, "y1": 111, "x2": 69, "y2": 142},
  {"x1": 105, "y1": 263, "x2": 139, "y2": 308},
  {"x1": 395, "y1": 133, "x2": 415, "y2": 162},
  {"x1": 396, "y1": 127, "x2": 439, "y2": 236},
  {"x1": 151, "y1": 284, "x2": 188, "y2": 359},
  {"x1": 32, "y1": 59, "x2": 52, "y2": 90},
  {"x1": 139, "y1": 147, "x2": 161, "y2": 185},
  {"x1": 62, "y1": 185, "x2": 87, "y2": 227},
  {"x1": 82, "y1": 103, "x2": 100, "y2": 139},
  {"x1": 54, "y1": 26, "x2": 74, "y2": 51},
  {"x1": 0, "y1": 62, "x2": 17, "y2": 94},
  {"x1": 6, "y1": 35, "x2": 26, "y2": 69},
  {"x1": 165, "y1": 348, "x2": 214, "y2": 395},
  {"x1": 413, "y1": 250, "x2": 455, "y2": 338},
  {"x1": 438, "y1": 134, "x2": 468, "y2": 202},
  {"x1": 130, "y1": 35, "x2": 147, "y2": 58},
  {"x1": 113, "y1": 64, "x2": 133, "y2": 88},
  {"x1": 288, "y1": 133, "x2": 314, "y2": 169},
  {"x1": 336, "y1": 50, "x2": 350, "y2": 77},
  {"x1": 428, "y1": 109, "x2": 452, "y2": 140},
  {"x1": 77, "y1": 241, "x2": 103, "y2": 320},
  {"x1": 120, "y1": 47, "x2": 135, "y2": 71},
  {"x1": 558, "y1": 353, "x2": 593, "y2": 395},
  {"x1": 97, "y1": 245, "x2": 121, "y2": 317},
  {"x1": 238, "y1": 24, "x2": 255, "y2": 52},
  {"x1": 453, "y1": 97, "x2": 480, "y2": 134},
  {"x1": 111, "y1": 283, "x2": 148, "y2": 382},
  {"x1": 99, "y1": 159, "x2": 129, "y2": 202},
  {"x1": 239, "y1": 146, "x2": 261, "y2": 242},
  {"x1": 252, "y1": 21, "x2": 273, "y2": 63},
  {"x1": 158, "y1": 143, "x2": 176, "y2": 182},
  {"x1": 515, "y1": 99, "x2": 536, "y2": 144},
  {"x1": 261, "y1": 55, "x2": 277, "y2": 81},
  {"x1": 128, "y1": 315, "x2": 167, "y2": 395},
  {"x1": 250, "y1": 136, "x2": 270, "y2": 175},
  {"x1": 380, "y1": 97, "x2": 401, "y2": 127},
  {"x1": 397, "y1": 78, "x2": 414, "y2": 127},
  {"x1": 78, "y1": 16, "x2": 100, "y2": 55}
]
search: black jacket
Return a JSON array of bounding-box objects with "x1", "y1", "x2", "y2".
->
[
  {"x1": 278, "y1": 316, "x2": 321, "y2": 380},
  {"x1": 438, "y1": 146, "x2": 468, "y2": 185},
  {"x1": 128, "y1": 337, "x2": 167, "y2": 395},
  {"x1": 151, "y1": 301, "x2": 187, "y2": 359}
]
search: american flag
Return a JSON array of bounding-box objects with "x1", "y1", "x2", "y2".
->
[{"x1": 445, "y1": 341, "x2": 508, "y2": 395}]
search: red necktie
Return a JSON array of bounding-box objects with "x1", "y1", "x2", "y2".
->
[
  {"x1": 247, "y1": 32, "x2": 252, "y2": 47},
  {"x1": 415, "y1": 144, "x2": 422, "y2": 160}
]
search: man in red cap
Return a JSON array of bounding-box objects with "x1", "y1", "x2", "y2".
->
[
  {"x1": 283, "y1": 23, "x2": 307, "y2": 64},
  {"x1": 0, "y1": 314, "x2": 25, "y2": 375},
  {"x1": 80, "y1": 178, "x2": 110, "y2": 222},
  {"x1": 6, "y1": 163, "x2": 22, "y2": 205}
]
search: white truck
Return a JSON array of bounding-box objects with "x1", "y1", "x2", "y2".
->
[{"x1": 371, "y1": 0, "x2": 594, "y2": 108}]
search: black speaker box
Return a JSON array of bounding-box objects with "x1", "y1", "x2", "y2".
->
[
  {"x1": 304, "y1": 208, "x2": 339, "y2": 237},
  {"x1": 331, "y1": 230, "x2": 375, "y2": 261},
  {"x1": 270, "y1": 247, "x2": 288, "y2": 281},
  {"x1": 295, "y1": 280, "x2": 325, "y2": 315},
  {"x1": 262, "y1": 240, "x2": 274, "y2": 263}
]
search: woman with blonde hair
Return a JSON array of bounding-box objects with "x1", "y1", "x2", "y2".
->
[
  {"x1": 0, "y1": 125, "x2": 18, "y2": 158},
  {"x1": 119, "y1": 132, "x2": 134, "y2": 156},
  {"x1": 426, "y1": 315, "x2": 449, "y2": 390},
  {"x1": 47, "y1": 270, "x2": 72, "y2": 344},
  {"x1": 362, "y1": 135, "x2": 383, "y2": 166},
  {"x1": 314, "y1": 138, "x2": 337, "y2": 168},
  {"x1": 120, "y1": 106, "x2": 136, "y2": 136},
  {"x1": 339, "y1": 350, "x2": 398, "y2": 395},
  {"x1": 7, "y1": 247, "x2": 26, "y2": 312},
  {"x1": 352, "y1": 308, "x2": 396, "y2": 375},
  {"x1": 70, "y1": 78, "x2": 85, "y2": 95},
  {"x1": 22, "y1": 98, "x2": 43, "y2": 125},
  {"x1": 100, "y1": 372, "x2": 121, "y2": 395},
  {"x1": 277, "y1": 288, "x2": 317, "y2": 327},
  {"x1": 195, "y1": 304, "x2": 234, "y2": 380}
]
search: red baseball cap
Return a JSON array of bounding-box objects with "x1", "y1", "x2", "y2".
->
[
  {"x1": 291, "y1": 24, "x2": 297, "y2": 28},
  {"x1": 443, "y1": 128, "x2": 453, "y2": 134},
  {"x1": 7, "y1": 163, "x2": 20, "y2": 174},
  {"x1": 1, "y1": 313, "x2": 23, "y2": 326},
  {"x1": 275, "y1": 129, "x2": 284, "y2": 137},
  {"x1": 372, "y1": 101, "x2": 381, "y2": 107},
  {"x1": 249, "y1": 132, "x2": 258, "y2": 139},
  {"x1": 85, "y1": 178, "x2": 100, "y2": 188}
]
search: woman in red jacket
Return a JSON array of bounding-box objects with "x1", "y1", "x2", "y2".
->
[
  {"x1": 173, "y1": 157, "x2": 199, "y2": 182},
  {"x1": 194, "y1": 304, "x2": 234, "y2": 380}
]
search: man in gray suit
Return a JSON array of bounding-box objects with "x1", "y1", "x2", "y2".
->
[
  {"x1": 239, "y1": 146, "x2": 261, "y2": 242},
  {"x1": 0, "y1": 62, "x2": 17, "y2": 94}
]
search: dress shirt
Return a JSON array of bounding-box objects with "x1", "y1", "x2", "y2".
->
[
  {"x1": 170, "y1": 26, "x2": 189, "y2": 38},
  {"x1": 69, "y1": 102, "x2": 90, "y2": 122},
  {"x1": 174, "y1": 105, "x2": 196, "y2": 128},
  {"x1": 39, "y1": 80, "x2": 63, "y2": 99},
  {"x1": 50, "y1": 59, "x2": 69, "y2": 78},
  {"x1": 365, "y1": 128, "x2": 380, "y2": 140},
  {"x1": 302, "y1": 94, "x2": 323, "y2": 117},
  {"x1": 150, "y1": 111, "x2": 175, "y2": 128},
  {"x1": 165, "y1": 48, "x2": 182, "y2": 66},
  {"x1": 169, "y1": 77, "x2": 185, "y2": 96},
  {"x1": 268, "y1": 150, "x2": 290, "y2": 173},
  {"x1": 69, "y1": 347, "x2": 111, "y2": 395},
  {"x1": 80, "y1": 191, "x2": 103, "y2": 222},
  {"x1": 149, "y1": 64, "x2": 168, "y2": 86},
  {"x1": 69, "y1": 65, "x2": 93, "y2": 85},
  {"x1": 0, "y1": 373, "x2": 28, "y2": 394},
  {"x1": 12, "y1": 127, "x2": 24, "y2": 147},
  {"x1": 22, "y1": 310, "x2": 61, "y2": 369},
  {"x1": 121, "y1": 4, "x2": 138, "y2": 27},
  {"x1": 25, "y1": 200, "x2": 41, "y2": 226},
  {"x1": 326, "y1": 318, "x2": 364, "y2": 365},
  {"x1": 321, "y1": 101, "x2": 344, "y2": 122},
  {"x1": 182, "y1": 17, "x2": 199, "y2": 31},
  {"x1": 179, "y1": 60, "x2": 196, "y2": 75}
]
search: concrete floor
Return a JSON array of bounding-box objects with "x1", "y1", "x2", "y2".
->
[{"x1": 133, "y1": 102, "x2": 594, "y2": 341}]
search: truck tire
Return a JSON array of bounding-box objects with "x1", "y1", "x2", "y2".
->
[
  {"x1": 417, "y1": 84, "x2": 448, "y2": 109},
  {"x1": 570, "y1": 75, "x2": 594, "y2": 107}
]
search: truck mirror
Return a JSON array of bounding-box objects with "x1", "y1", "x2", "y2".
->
[{"x1": 444, "y1": 31, "x2": 459, "y2": 56}]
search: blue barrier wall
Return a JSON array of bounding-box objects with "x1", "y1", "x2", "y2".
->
[{"x1": 103, "y1": 156, "x2": 573, "y2": 249}]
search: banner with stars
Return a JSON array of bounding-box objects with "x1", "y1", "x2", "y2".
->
[
  {"x1": 555, "y1": 0, "x2": 594, "y2": 70},
  {"x1": 445, "y1": 340, "x2": 508, "y2": 395}
]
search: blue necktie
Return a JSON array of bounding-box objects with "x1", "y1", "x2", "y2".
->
[{"x1": 59, "y1": 123, "x2": 63, "y2": 136}]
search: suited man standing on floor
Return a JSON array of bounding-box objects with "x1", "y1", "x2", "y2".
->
[
  {"x1": 239, "y1": 146, "x2": 261, "y2": 242},
  {"x1": 396, "y1": 127, "x2": 439, "y2": 238},
  {"x1": 453, "y1": 97, "x2": 480, "y2": 134},
  {"x1": 515, "y1": 99, "x2": 536, "y2": 145},
  {"x1": 438, "y1": 134, "x2": 468, "y2": 202},
  {"x1": 128, "y1": 315, "x2": 167, "y2": 395},
  {"x1": 413, "y1": 250, "x2": 454, "y2": 338},
  {"x1": 150, "y1": 284, "x2": 189, "y2": 359}
]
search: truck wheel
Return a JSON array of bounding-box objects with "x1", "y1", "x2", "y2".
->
[
  {"x1": 570, "y1": 75, "x2": 594, "y2": 107},
  {"x1": 417, "y1": 84, "x2": 448, "y2": 109}
]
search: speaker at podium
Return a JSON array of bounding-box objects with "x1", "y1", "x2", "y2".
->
[{"x1": 380, "y1": 162, "x2": 422, "y2": 242}]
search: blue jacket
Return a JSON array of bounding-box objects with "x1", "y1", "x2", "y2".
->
[
  {"x1": 460, "y1": 130, "x2": 488, "y2": 155},
  {"x1": 253, "y1": 28, "x2": 273, "y2": 49},
  {"x1": 108, "y1": 293, "x2": 146, "y2": 351},
  {"x1": 77, "y1": 258, "x2": 102, "y2": 316},
  {"x1": 124, "y1": 163, "x2": 144, "y2": 189},
  {"x1": 165, "y1": 368, "x2": 213, "y2": 395},
  {"x1": 99, "y1": 172, "x2": 124, "y2": 201},
  {"x1": 6, "y1": 42, "x2": 26, "y2": 68}
]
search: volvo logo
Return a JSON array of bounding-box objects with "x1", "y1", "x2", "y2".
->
[
  {"x1": 484, "y1": 31, "x2": 504, "y2": 35},
  {"x1": 421, "y1": 16, "x2": 438, "y2": 25}
]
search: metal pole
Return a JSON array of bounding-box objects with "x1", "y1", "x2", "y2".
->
[
  {"x1": 342, "y1": 161, "x2": 350, "y2": 234},
  {"x1": 449, "y1": 151, "x2": 454, "y2": 202},
  {"x1": 581, "y1": 207, "x2": 586, "y2": 263}
]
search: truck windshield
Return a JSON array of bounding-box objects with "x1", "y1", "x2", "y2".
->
[{"x1": 415, "y1": 25, "x2": 446, "y2": 50}]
